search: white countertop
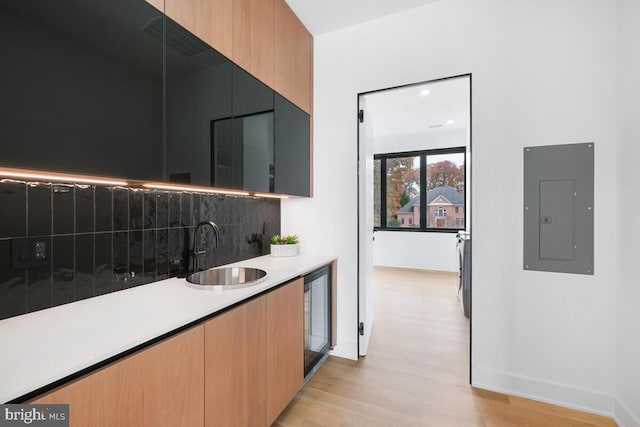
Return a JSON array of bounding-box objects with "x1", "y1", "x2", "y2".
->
[{"x1": 0, "y1": 254, "x2": 336, "y2": 403}]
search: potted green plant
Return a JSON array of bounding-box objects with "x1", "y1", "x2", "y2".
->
[{"x1": 270, "y1": 234, "x2": 300, "y2": 257}]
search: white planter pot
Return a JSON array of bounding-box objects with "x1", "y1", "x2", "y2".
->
[{"x1": 270, "y1": 243, "x2": 300, "y2": 257}]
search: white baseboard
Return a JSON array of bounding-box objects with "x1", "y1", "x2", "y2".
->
[
  {"x1": 329, "y1": 339, "x2": 358, "y2": 360},
  {"x1": 472, "y1": 365, "x2": 615, "y2": 418},
  {"x1": 614, "y1": 398, "x2": 640, "y2": 427},
  {"x1": 374, "y1": 262, "x2": 457, "y2": 272}
]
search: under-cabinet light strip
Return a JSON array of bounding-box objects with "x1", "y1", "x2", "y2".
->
[
  {"x1": 253, "y1": 193, "x2": 289, "y2": 199},
  {"x1": 0, "y1": 168, "x2": 128, "y2": 186},
  {"x1": 0, "y1": 168, "x2": 290, "y2": 198},
  {"x1": 142, "y1": 182, "x2": 250, "y2": 196}
]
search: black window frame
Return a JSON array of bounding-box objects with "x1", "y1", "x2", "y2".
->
[{"x1": 374, "y1": 146, "x2": 466, "y2": 233}]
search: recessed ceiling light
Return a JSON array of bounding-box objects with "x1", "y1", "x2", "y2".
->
[
  {"x1": 447, "y1": 119, "x2": 454, "y2": 124},
  {"x1": 420, "y1": 89, "x2": 430, "y2": 96}
]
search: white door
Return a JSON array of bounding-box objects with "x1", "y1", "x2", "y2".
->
[{"x1": 357, "y1": 95, "x2": 375, "y2": 356}]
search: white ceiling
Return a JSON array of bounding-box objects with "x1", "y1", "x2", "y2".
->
[
  {"x1": 363, "y1": 76, "x2": 470, "y2": 140},
  {"x1": 284, "y1": 0, "x2": 440, "y2": 35}
]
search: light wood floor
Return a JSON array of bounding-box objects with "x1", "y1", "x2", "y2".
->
[{"x1": 274, "y1": 267, "x2": 617, "y2": 427}]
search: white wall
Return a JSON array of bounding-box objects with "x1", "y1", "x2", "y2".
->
[
  {"x1": 374, "y1": 127, "x2": 467, "y2": 154},
  {"x1": 616, "y1": 0, "x2": 640, "y2": 425},
  {"x1": 282, "y1": 0, "x2": 628, "y2": 420},
  {"x1": 373, "y1": 231, "x2": 458, "y2": 272}
]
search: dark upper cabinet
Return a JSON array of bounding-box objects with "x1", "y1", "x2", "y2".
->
[
  {"x1": 211, "y1": 66, "x2": 274, "y2": 193},
  {"x1": 0, "y1": 0, "x2": 164, "y2": 181},
  {"x1": 1, "y1": 0, "x2": 310, "y2": 196},
  {"x1": 274, "y1": 94, "x2": 310, "y2": 197},
  {"x1": 165, "y1": 15, "x2": 233, "y2": 187}
]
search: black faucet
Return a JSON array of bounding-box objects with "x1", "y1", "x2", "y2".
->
[{"x1": 192, "y1": 221, "x2": 221, "y2": 273}]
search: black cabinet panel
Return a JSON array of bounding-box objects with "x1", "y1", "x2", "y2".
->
[
  {"x1": 210, "y1": 66, "x2": 275, "y2": 192},
  {"x1": 274, "y1": 94, "x2": 311, "y2": 196},
  {"x1": 211, "y1": 118, "x2": 235, "y2": 188},
  {"x1": 1, "y1": 0, "x2": 310, "y2": 197},
  {"x1": 233, "y1": 65, "x2": 274, "y2": 117},
  {"x1": 165, "y1": 15, "x2": 233, "y2": 187},
  {"x1": 0, "y1": 0, "x2": 164, "y2": 181}
]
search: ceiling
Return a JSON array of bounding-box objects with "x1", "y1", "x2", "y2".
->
[
  {"x1": 363, "y1": 76, "x2": 470, "y2": 140},
  {"x1": 284, "y1": 0, "x2": 440, "y2": 35}
]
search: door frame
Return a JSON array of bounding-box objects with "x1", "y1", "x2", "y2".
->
[{"x1": 356, "y1": 73, "x2": 473, "y2": 383}]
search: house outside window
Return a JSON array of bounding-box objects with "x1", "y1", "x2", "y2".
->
[{"x1": 374, "y1": 147, "x2": 465, "y2": 232}]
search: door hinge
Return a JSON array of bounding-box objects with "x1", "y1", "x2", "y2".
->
[
  {"x1": 358, "y1": 322, "x2": 364, "y2": 336},
  {"x1": 358, "y1": 109, "x2": 364, "y2": 123}
]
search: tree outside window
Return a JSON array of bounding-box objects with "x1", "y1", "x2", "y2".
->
[{"x1": 374, "y1": 148, "x2": 465, "y2": 232}]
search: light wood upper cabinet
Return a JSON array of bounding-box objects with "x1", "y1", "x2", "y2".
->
[
  {"x1": 266, "y1": 279, "x2": 304, "y2": 426},
  {"x1": 165, "y1": 0, "x2": 233, "y2": 58},
  {"x1": 204, "y1": 296, "x2": 267, "y2": 427},
  {"x1": 275, "y1": 0, "x2": 313, "y2": 115},
  {"x1": 145, "y1": 0, "x2": 163, "y2": 12},
  {"x1": 233, "y1": 0, "x2": 276, "y2": 89},
  {"x1": 150, "y1": 0, "x2": 313, "y2": 116},
  {"x1": 33, "y1": 326, "x2": 204, "y2": 427}
]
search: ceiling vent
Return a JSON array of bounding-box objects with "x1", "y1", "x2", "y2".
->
[{"x1": 142, "y1": 16, "x2": 210, "y2": 57}]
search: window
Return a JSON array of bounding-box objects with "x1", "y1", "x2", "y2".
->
[
  {"x1": 374, "y1": 147, "x2": 465, "y2": 232},
  {"x1": 373, "y1": 159, "x2": 381, "y2": 227}
]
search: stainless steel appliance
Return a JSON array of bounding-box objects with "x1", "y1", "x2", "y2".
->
[
  {"x1": 304, "y1": 265, "x2": 331, "y2": 380},
  {"x1": 456, "y1": 231, "x2": 471, "y2": 318}
]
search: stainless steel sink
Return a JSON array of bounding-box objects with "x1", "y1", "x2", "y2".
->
[{"x1": 185, "y1": 267, "x2": 267, "y2": 290}]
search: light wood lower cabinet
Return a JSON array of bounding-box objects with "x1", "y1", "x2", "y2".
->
[
  {"x1": 204, "y1": 296, "x2": 267, "y2": 426},
  {"x1": 31, "y1": 367, "x2": 107, "y2": 427},
  {"x1": 266, "y1": 278, "x2": 304, "y2": 426},
  {"x1": 205, "y1": 278, "x2": 304, "y2": 427},
  {"x1": 31, "y1": 279, "x2": 305, "y2": 427},
  {"x1": 32, "y1": 326, "x2": 204, "y2": 427}
]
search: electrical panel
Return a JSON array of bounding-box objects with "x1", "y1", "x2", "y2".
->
[{"x1": 523, "y1": 143, "x2": 594, "y2": 275}]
